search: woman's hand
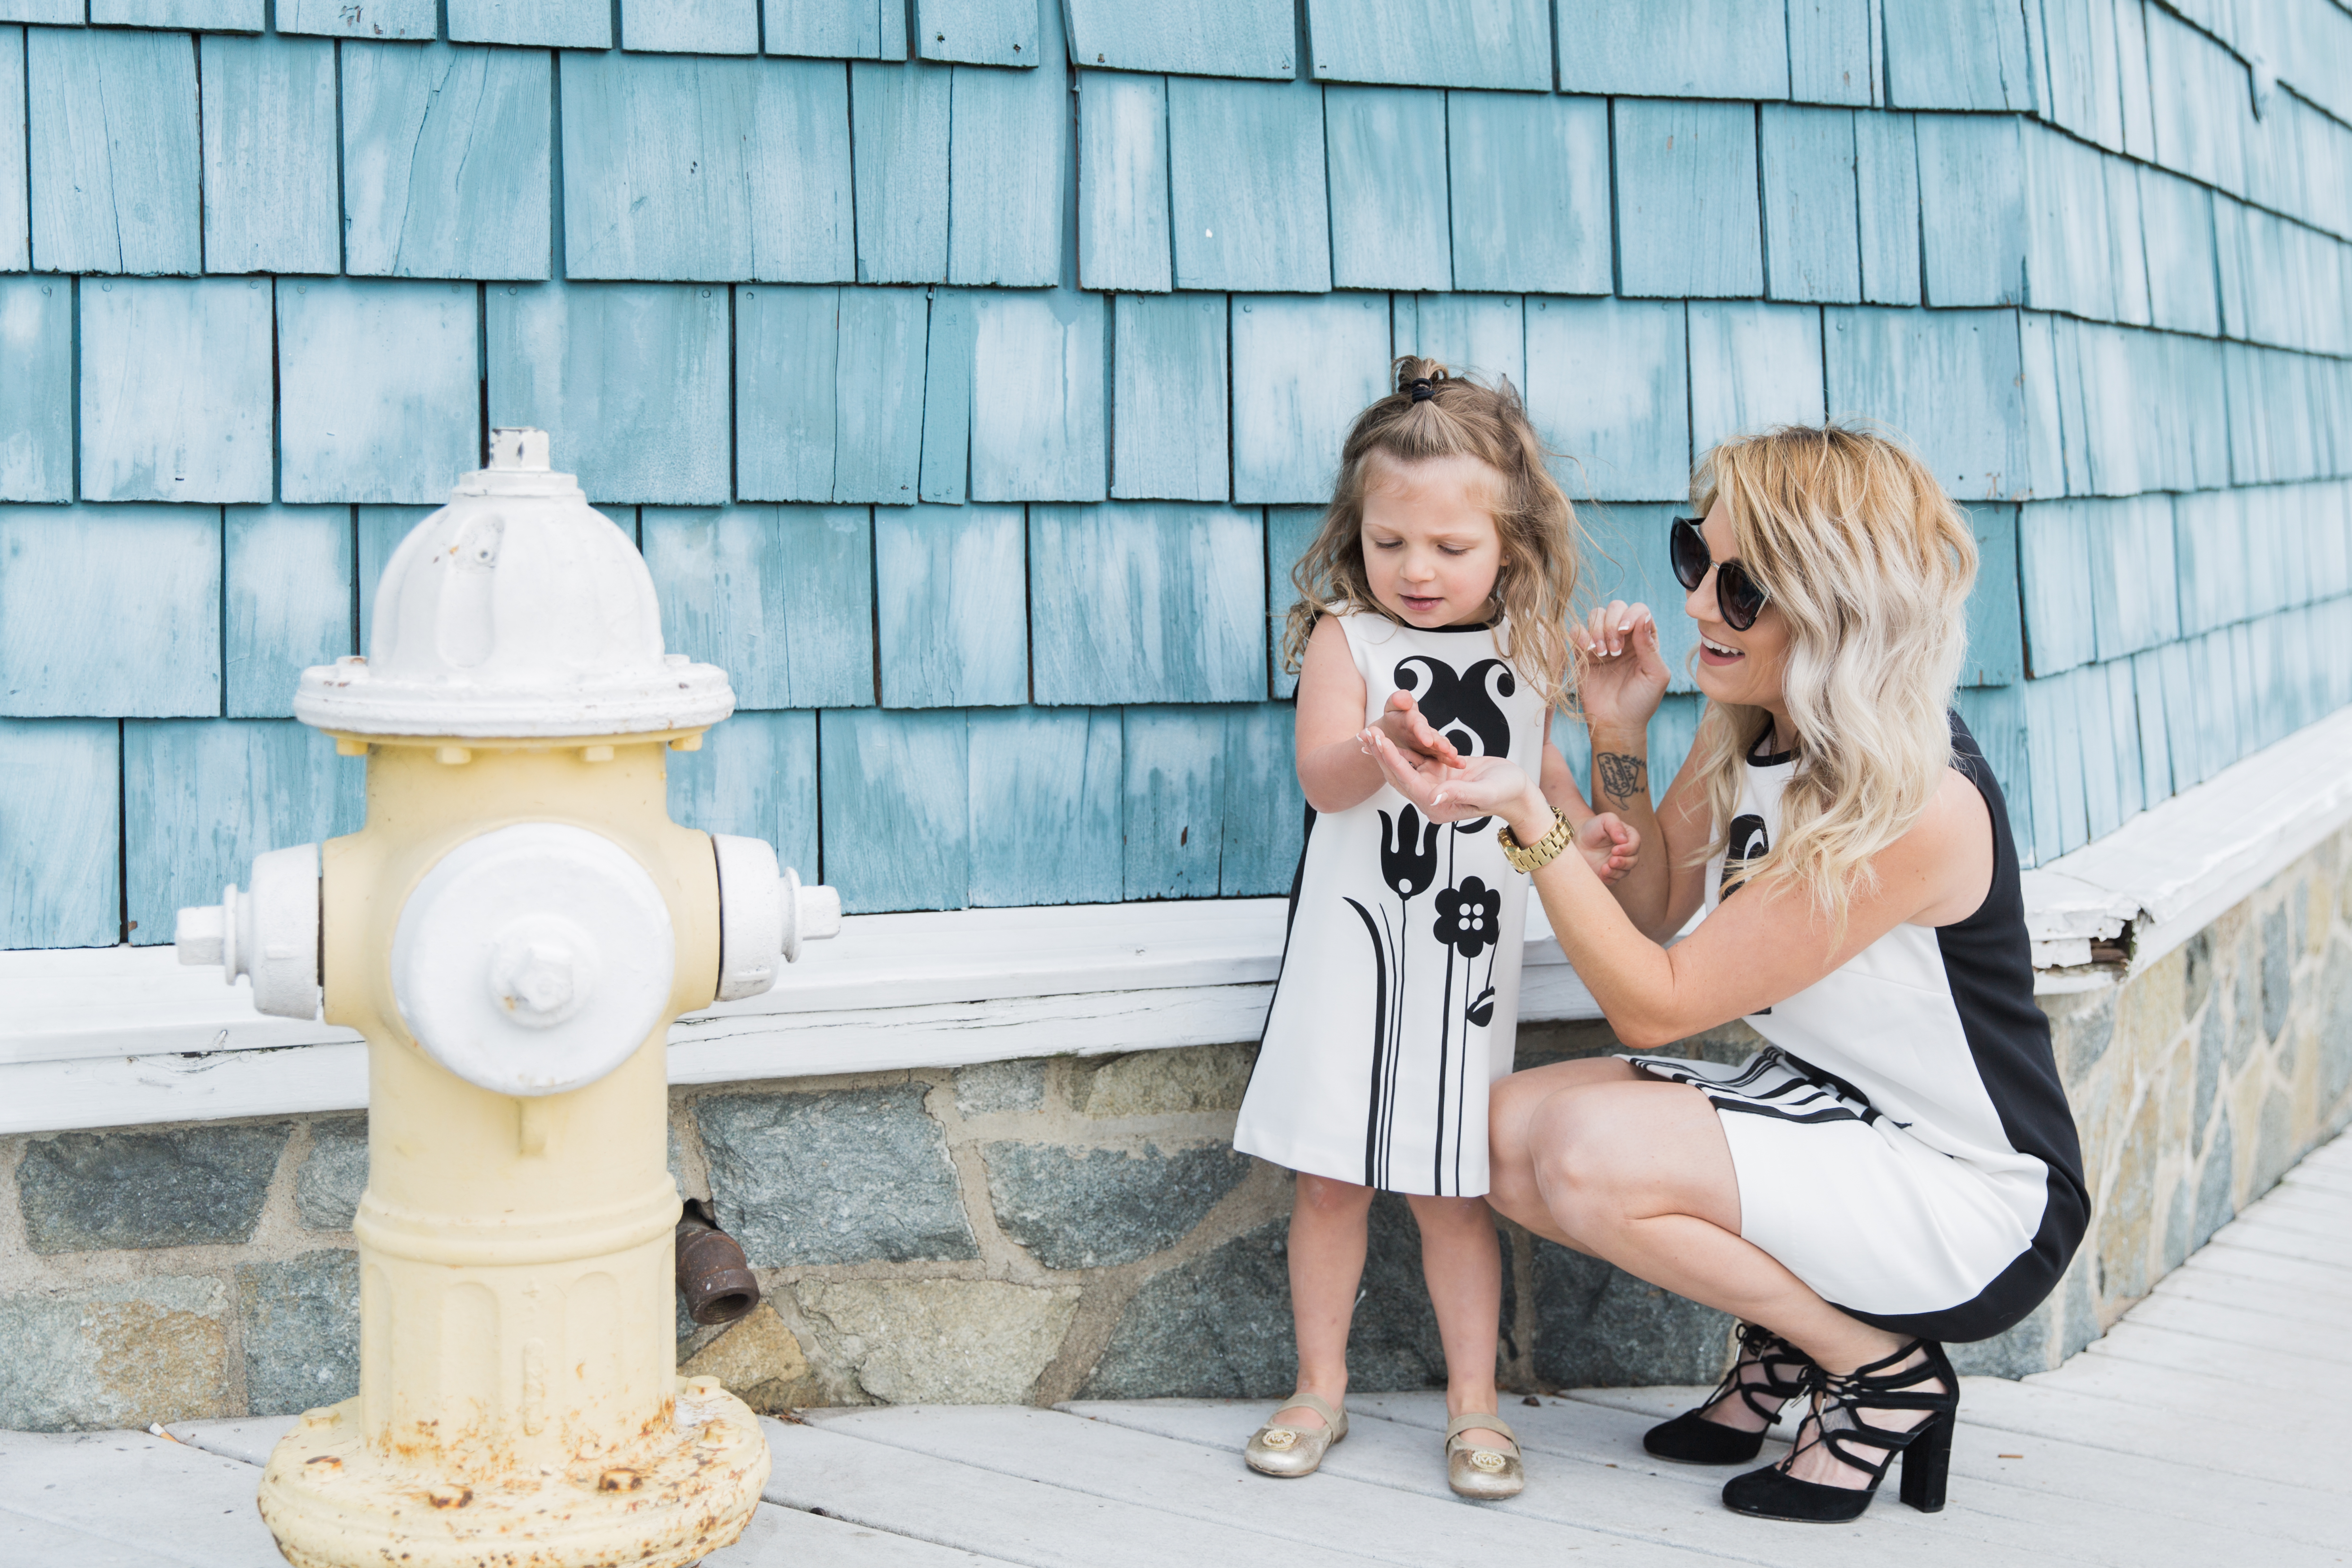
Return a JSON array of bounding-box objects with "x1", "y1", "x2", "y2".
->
[
  {"x1": 1573, "y1": 601, "x2": 1670, "y2": 734},
  {"x1": 1370, "y1": 689, "x2": 1464, "y2": 770},
  {"x1": 1364, "y1": 731, "x2": 1553, "y2": 844}
]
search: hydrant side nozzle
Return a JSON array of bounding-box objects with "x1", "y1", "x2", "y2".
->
[
  {"x1": 175, "y1": 900, "x2": 227, "y2": 969},
  {"x1": 783, "y1": 869, "x2": 843, "y2": 963}
]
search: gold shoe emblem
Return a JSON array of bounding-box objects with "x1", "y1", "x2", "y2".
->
[
  {"x1": 1469, "y1": 1450, "x2": 1507, "y2": 1472},
  {"x1": 1259, "y1": 1428, "x2": 1298, "y2": 1450}
]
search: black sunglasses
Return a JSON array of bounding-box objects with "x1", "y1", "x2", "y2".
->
[{"x1": 1670, "y1": 517, "x2": 1767, "y2": 632}]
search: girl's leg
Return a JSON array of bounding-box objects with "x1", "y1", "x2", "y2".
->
[
  {"x1": 1402, "y1": 1192, "x2": 1507, "y2": 1448},
  {"x1": 1282, "y1": 1172, "x2": 1378, "y2": 1429}
]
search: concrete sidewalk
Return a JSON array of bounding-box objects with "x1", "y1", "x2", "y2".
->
[{"x1": 8, "y1": 1128, "x2": 2347, "y2": 1567}]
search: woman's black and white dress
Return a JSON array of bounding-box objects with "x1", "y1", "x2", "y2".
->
[
  {"x1": 1630, "y1": 716, "x2": 2089, "y2": 1341},
  {"x1": 1236, "y1": 612, "x2": 1547, "y2": 1198}
]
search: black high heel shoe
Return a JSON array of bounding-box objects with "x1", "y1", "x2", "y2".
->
[
  {"x1": 1722, "y1": 1338, "x2": 1958, "y2": 1523},
  {"x1": 1643, "y1": 1322, "x2": 1815, "y2": 1464}
]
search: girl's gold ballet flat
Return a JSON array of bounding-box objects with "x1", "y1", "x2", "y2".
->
[
  {"x1": 1244, "y1": 1392, "x2": 1348, "y2": 1478},
  {"x1": 1445, "y1": 1411, "x2": 1525, "y2": 1500}
]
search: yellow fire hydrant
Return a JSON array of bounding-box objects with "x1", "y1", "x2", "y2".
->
[{"x1": 174, "y1": 429, "x2": 837, "y2": 1567}]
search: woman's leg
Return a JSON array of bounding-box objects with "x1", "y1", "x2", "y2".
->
[
  {"x1": 1402, "y1": 1193, "x2": 1507, "y2": 1448},
  {"x1": 1281, "y1": 1172, "x2": 1378, "y2": 1429},
  {"x1": 1489, "y1": 1065, "x2": 1942, "y2": 1485}
]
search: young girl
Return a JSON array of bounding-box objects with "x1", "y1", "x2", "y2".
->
[{"x1": 1232, "y1": 360, "x2": 1639, "y2": 1499}]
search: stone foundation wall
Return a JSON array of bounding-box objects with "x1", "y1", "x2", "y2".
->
[{"x1": 5, "y1": 829, "x2": 2349, "y2": 1429}]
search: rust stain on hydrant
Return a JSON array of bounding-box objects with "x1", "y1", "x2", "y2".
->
[{"x1": 179, "y1": 431, "x2": 839, "y2": 1568}]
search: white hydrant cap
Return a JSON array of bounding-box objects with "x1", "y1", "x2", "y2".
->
[{"x1": 292, "y1": 429, "x2": 735, "y2": 737}]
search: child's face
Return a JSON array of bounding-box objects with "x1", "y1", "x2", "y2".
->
[{"x1": 1358, "y1": 454, "x2": 1506, "y2": 629}]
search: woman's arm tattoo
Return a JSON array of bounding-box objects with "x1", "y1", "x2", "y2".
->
[{"x1": 1596, "y1": 751, "x2": 1648, "y2": 807}]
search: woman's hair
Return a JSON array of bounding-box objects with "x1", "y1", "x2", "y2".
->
[
  {"x1": 1279, "y1": 358, "x2": 1586, "y2": 713},
  {"x1": 1684, "y1": 422, "x2": 1978, "y2": 936}
]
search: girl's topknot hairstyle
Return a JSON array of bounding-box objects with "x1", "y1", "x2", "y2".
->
[{"x1": 1280, "y1": 357, "x2": 1587, "y2": 714}]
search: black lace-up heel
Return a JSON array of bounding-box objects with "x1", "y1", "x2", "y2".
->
[
  {"x1": 1643, "y1": 1322, "x2": 1815, "y2": 1465},
  {"x1": 1722, "y1": 1338, "x2": 1958, "y2": 1523}
]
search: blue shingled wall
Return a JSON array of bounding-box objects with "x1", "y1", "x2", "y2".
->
[{"x1": 4, "y1": 0, "x2": 2352, "y2": 946}]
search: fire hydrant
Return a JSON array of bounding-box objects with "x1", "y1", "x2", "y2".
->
[{"x1": 174, "y1": 429, "x2": 838, "y2": 1567}]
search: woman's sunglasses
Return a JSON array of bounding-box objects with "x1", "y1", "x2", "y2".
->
[{"x1": 1670, "y1": 517, "x2": 1767, "y2": 632}]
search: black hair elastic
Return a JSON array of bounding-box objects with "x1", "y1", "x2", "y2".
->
[{"x1": 1408, "y1": 377, "x2": 1437, "y2": 403}]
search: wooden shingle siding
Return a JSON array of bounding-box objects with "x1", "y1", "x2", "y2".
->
[
  {"x1": 559, "y1": 53, "x2": 854, "y2": 284},
  {"x1": 1075, "y1": 70, "x2": 1171, "y2": 293},
  {"x1": 968, "y1": 290, "x2": 1107, "y2": 501},
  {"x1": 819, "y1": 706, "x2": 972, "y2": 910},
  {"x1": 1167, "y1": 75, "x2": 1329, "y2": 293},
  {"x1": 1324, "y1": 86, "x2": 1449, "y2": 292},
  {"x1": 1962, "y1": 503, "x2": 2024, "y2": 688},
  {"x1": 1304, "y1": 0, "x2": 1549, "y2": 92},
  {"x1": 1785, "y1": 0, "x2": 1875, "y2": 108},
  {"x1": 1395, "y1": 293, "x2": 1523, "y2": 391},
  {"x1": 448, "y1": 0, "x2": 610, "y2": 48},
  {"x1": 641, "y1": 504, "x2": 876, "y2": 710},
  {"x1": 1852, "y1": 110, "x2": 1922, "y2": 307},
  {"x1": 915, "y1": 0, "x2": 1038, "y2": 69},
  {"x1": 277, "y1": 281, "x2": 481, "y2": 506},
  {"x1": 79, "y1": 278, "x2": 273, "y2": 504},
  {"x1": 1265, "y1": 506, "x2": 1325, "y2": 701},
  {"x1": 0, "y1": 278, "x2": 76, "y2": 503},
  {"x1": 875, "y1": 503, "x2": 1028, "y2": 707},
  {"x1": 946, "y1": 53, "x2": 1066, "y2": 286},
  {"x1": 2086, "y1": 494, "x2": 2180, "y2": 663},
  {"x1": 1881, "y1": 0, "x2": 2036, "y2": 113},
  {"x1": 1522, "y1": 297, "x2": 1689, "y2": 504},
  {"x1": 1915, "y1": 113, "x2": 2026, "y2": 307},
  {"x1": 1062, "y1": 0, "x2": 1295, "y2": 79},
  {"x1": 1120, "y1": 705, "x2": 1223, "y2": 899},
  {"x1": 2019, "y1": 500, "x2": 2098, "y2": 677},
  {"x1": 1611, "y1": 100, "x2": 1763, "y2": 300},
  {"x1": 0, "y1": 28, "x2": 28, "y2": 271},
  {"x1": 0, "y1": 720, "x2": 121, "y2": 950},
  {"x1": 966, "y1": 707, "x2": 1123, "y2": 905},
  {"x1": 1230, "y1": 293, "x2": 1388, "y2": 504},
  {"x1": 851, "y1": 59, "x2": 951, "y2": 283},
  {"x1": 1686, "y1": 302, "x2": 1826, "y2": 459},
  {"x1": 198, "y1": 36, "x2": 340, "y2": 277},
  {"x1": 2021, "y1": 124, "x2": 2114, "y2": 320},
  {"x1": 2144, "y1": 6, "x2": 2246, "y2": 198},
  {"x1": 1823, "y1": 306, "x2": 2023, "y2": 503},
  {"x1": 917, "y1": 287, "x2": 977, "y2": 504},
  {"x1": 1218, "y1": 701, "x2": 1307, "y2": 894},
  {"x1": 342, "y1": 43, "x2": 554, "y2": 282},
  {"x1": 224, "y1": 506, "x2": 356, "y2": 719},
  {"x1": 1581, "y1": 502, "x2": 1697, "y2": 694},
  {"x1": 1555, "y1": 0, "x2": 1787, "y2": 101},
  {"x1": 0, "y1": 1, "x2": 81, "y2": 24},
  {"x1": 278, "y1": 0, "x2": 436, "y2": 38},
  {"x1": 487, "y1": 282, "x2": 731, "y2": 504},
  {"x1": 0, "y1": 503, "x2": 221, "y2": 718},
  {"x1": 27, "y1": 27, "x2": 200, "y2": 275},
  {"x1": 621, "y1": 0, "x2": 759, "y2": 55},
  {"x1": 356, "y1": 506, "x2": 435, "y2": 654},
  {"x1": 1111, "y1": 293, "x2": 1229, "y2": 503},
  {"x1": 1443, "y1": 93, "x2": 1611, "y2": 296},
  {"x1": 667, "y1": 708, "x2": 820, "y2": 884},
  {"x1": 1760, "y1": 106, "x2": 1861, "y2": 305},
  {"x1": 735, "y1": 284, "x2": 928, "y2": 503},
  {"x1": 2102, "y1": 156, "x2": 2152, "y2": 328},
  {"x1": 123, "y1": 720, "x2": 364, "y2": 943},
  {"x1": 89, "y1": 0, "x2": 260, "y2": 28},
  {"x1": 1028, "y1": 503, "x2": 1265, "y2": 705},
  {"x1": 2036, "y1": 0, "x2": 2125, "y2": 153},
  {"x1": 764, "y1": 0, "x2": 907, "y2": 61}
]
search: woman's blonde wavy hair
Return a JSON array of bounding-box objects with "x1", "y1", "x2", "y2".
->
[
  {"x1": 1279, "y1": 358, "x2": 1587, "y2": 713},
  {"x1": 1685, "y1": 423, "x2": 1977, "y2": 935}
]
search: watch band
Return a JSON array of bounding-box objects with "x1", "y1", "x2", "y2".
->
[{"x1": 1497, "y1": 807, "x2": 1574, "y2": 874}]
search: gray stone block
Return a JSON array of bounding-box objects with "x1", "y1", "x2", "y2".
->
[
  {"x1": 0, "y1": 1277, "x2": 232, "y2": 1430},
  {"x1": 698, "y1": 1086, "x2": 977, "y2": 1266},
  {"x1": 1079, "y1": 1218, "x2": 1297, "y2": 1400},
  {"x1": 2229, "y1": 967, "x2": 2258, "y2": 1070},
  {"x1": 2060, "y1": 1249, "x2": 2101, "y2": 1359},
  {"x1": 984, "y1": 1141, "x2": 1253, "y2": 1270},
  {"x1": 2161, "y1": 1172, "x2": 2193, "y2": 1273},
  {"x1": 2194, "y1": 1000, "x2": 2225, "y2": 1156},
  {"x1": 2253, "y1": 1086, "x2": 2295, "y2": 1195},
  {"x1": 1950, "y1": 1294, "x2": 2051, "y2": 1378},
  {"x1": 295, "y1": 1117, "x2": 368, "y2": 1232},
  {"x1": 2181, "y1": 930, "x2": 2213, "y2": 1017},
  {"x1": 956, "y1": 1059, "x2": 1049, "y2": 1117},
  {"x1": 18, "y1": 1123, "x2": 291, "y2": 1253},
  {"x1": 237, "y1": 1251, "x2": 360, "y2": 1417},
  {"x1": 2320, "y1": 946, "x2": 2352, "y2": 1110},
  {"x1": 2057, "y1": 992, "x2": 2114, "y2": 1081},
  {"x1": 2192, "y1": 1115, "x2": 2235, "y2": 1251},
  {"x1": 1529, "y1": 1240, "x2": 1734, "y2": 1388},
  {"x1": 2261, "y1": 905, "x2": 2292, "y2": 1043}
]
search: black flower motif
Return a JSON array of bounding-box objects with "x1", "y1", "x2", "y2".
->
[
  {"x1": 1432, "y1": 876, "x2": 1502, "y2": 958},
  {"x1": 1379, "y1": 806, "x2": 1441, "y2": 900}
]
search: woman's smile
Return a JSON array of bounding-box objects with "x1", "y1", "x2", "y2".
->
[{"x1": 1698, "y1": 633, "x2": 1745, "y2": 664}]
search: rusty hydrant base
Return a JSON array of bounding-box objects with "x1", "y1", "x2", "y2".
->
[{"x1": 257, "y1": 1384, "x2": 769, "y2": 1568}]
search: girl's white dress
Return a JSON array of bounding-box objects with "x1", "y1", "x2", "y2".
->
[{"x1": 1235, "y1": 612, "x2": 1548, "y2": 1197}]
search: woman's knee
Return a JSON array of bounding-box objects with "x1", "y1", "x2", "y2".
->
[{"x1": 1524, "y1": 1089, "x2": 1647, "y2": 1222}]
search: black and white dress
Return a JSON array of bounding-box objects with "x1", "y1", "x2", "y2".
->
[
  {"x1": 1236, "y1": 612, "x2": 1547, "y2": 1197},
  {"x1": 1631, "y1": 715, "x2": 2089, "y2": 1341}
]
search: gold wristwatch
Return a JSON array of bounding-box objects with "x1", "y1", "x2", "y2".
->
[{"x1": 1497, "y1": 807, "x2": 1574, "y2": 873}]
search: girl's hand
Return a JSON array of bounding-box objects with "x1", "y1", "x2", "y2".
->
[
  {"x1": 1372, "y1": 690, "x2": 1463, "y2": 769},
  {"x1": 1366, "y1": 732, "x2": 1550, "y2": 838},
  {"x1": 1573, "y1": 601, "x2": 1670, "y2": 733},
  {"x1": 1579, "y1": 812, "x2": 1639, "y2": 884}
]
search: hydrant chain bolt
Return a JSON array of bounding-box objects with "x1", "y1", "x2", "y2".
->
[{"x1": 174, "y1": 429, "x2": 837, "y2": 1568}]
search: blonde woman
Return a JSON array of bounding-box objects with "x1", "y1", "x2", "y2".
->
[{"x1": 1364, "y1": 425, "x2": 2089, "y2": 1524}]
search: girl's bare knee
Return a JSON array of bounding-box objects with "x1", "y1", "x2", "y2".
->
[{"x1": 1296, "y1": 1172, "x2": 1376, "y2": 1214}]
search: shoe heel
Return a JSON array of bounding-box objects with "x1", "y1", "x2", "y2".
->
[{"x1": 1898, "y1": 1412, "x2": 1952, "y2": 1513}]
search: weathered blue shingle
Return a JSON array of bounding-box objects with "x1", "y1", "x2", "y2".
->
[
  {"x1": 80, "y1": 278, "x2": 275, "y2": 505},
  {"x1": 641, "y1": 503, "x2": 877, "y2": 709},
  {"x1": 279, "y1": 280, "x2": 480, "y2": 506},
  {"x1": 1686, "y1": 301, "x2": 1825, "y2": 458},
  {"x1": 968, "y1": 291, "x2": 1107, "y2": 501},
  {"x1": 1556, "y1": 0, "x2": 1787, "y2": 101},
  {"x1": 199, "y1": 36, "x2": 340, "y2": 277},
  {"x1": 27, "y1": 28, "x2": 201, "y2": 275},
  {"x1": 736, "y1": 284, "x2": 929, "y2": 504},
  {"x1": 1028, "y1": 502, "x2": 1265, "y2": 704},
  {"x1": 0, "y1": 504, "x2": 222, "y2": 718},
  {"x1": 1760, "y1": 106, "x2": 1861, "y2": 304},
  {"x1": 1395, "y1": 293, "x2": 1524, "y2": 390},
  {"x1": 1306, "y1": 0, "x2": 1551, "y2": 92},
  {"x1": 1824, "y1": 306, "x2": 2024, "y2": 503},
  {"x1": 967, "y1": 708, "x2": 1123, "y2": 905},
  {"x1": 947, "y1": 55, "x2": 1066, "y2": 286},
  {"x1": 1882, "y1": 0, "x2": 2037, "y2": 113},
  {"x1": 0, "y1": 277, "x2": 74, "y2": 503},
  {"x1": 1612, "y1": 99, "x2": 1763, "y2": 299},
  {"x1": 622, "y1": 0, "x2": 760, "y2": 55},
  {"x1": 1522, "y1": 296, "x2": 1689, "y2": 502},
  {"x1": 1112, "y1": 292, "x2": 1229, "y2": 502},
  {"x1": 765, "y1": 0, "x2": 908, "y2": 60},
  {"x1": 875, "y1": 504, "x2": 1028, "y2": 707},
  {"x1": 1445, "y1": 93, "x2": 1612, "y2": 296},
  {"x1": 851, "y1": 60, "x2": 951, "y2": 283},
  {"x1": 1230, "y1": 293, "x2": 1389, "y2": 504},
  {"x1": 0, "y1": 27, "x2": 28, "y2": 271},
  {"x1": 1168, "y1": 75, "x2": 1329, "y2": 293},
  {"x1": 224, "y1": 506, "x2": 355, "y2": 719},
  {"x1": 0, "y1": 719, "x2": 121, "y2": 950},
  {"x1": 916, "y1": 0, "x2": 1040, "y2": 68},
  {"x1": 1324, "y1": 86, "x2": 1450, "y2": 291},
  {"x1": 1062, "y1": 0, "x2": 1295, "y2": 78},
  {"x1": 449, "y1": 0, "x2": 610, "y2": 48},
  {"x1": 1076, "y1": 70, "x2": 1172, "y2": 292},
  {"x1": 668, "y1": 709, "x2": 821, "y2": 886}
]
